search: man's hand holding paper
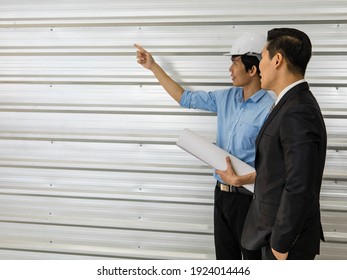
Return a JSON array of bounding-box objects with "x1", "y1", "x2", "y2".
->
[
  {"x1": 176, "y1": 128, "x2": 256, "y2": 192},
  {"x1": 216, "y1": 157, "x2": 256, "y2": 187}
]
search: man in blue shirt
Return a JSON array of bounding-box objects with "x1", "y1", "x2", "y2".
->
[{"x1": 135, "y1": 33, "x2": 274, "y2": 260}]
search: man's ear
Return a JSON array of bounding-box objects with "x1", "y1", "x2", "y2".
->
[
  {"x1": 274, "y1": 52, "x2": 284, "y2": 69},
  {"x1": 249, "y1": 65, "x2": 257, "y2": 76}
]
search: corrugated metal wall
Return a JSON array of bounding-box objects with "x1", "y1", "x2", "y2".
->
[{"x1": 0, "y1": 0, "x2": 346, "y2": 259}]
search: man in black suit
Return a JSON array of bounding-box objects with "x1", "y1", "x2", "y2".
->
[{"x1": 241, "y1": 28, "x2": 327, "y2": 260}]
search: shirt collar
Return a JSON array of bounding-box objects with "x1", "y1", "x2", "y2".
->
[
  {"x1": 249, "y1": 89, "x2": 268, "y2": 103},
  {"x1": 236, "y1": 88, "x2": 268, "y2": 103},
  {"x1": 275, "y1": 79, "x2": 306, "y2": 105}
]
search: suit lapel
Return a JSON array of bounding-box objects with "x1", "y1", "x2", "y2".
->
[{"x1": 256, "y1": 82, "x2": 309, "y2": 150}]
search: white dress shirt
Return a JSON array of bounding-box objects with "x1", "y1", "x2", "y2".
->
[{"x1": 275, "y1": 79, "x2": 306, "y2": 106}]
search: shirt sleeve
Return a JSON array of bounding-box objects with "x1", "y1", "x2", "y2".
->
[{"x1": 179, "y1": 89, "x2": 219, "y2": 113}]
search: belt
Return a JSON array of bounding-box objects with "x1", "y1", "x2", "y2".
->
[{"x1": 216, "y1": 181, "x2": 253, "y2": 196}]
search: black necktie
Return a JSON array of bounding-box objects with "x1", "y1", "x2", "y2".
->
[
  {"x1": 269, "y1": 103, "x2": 275, "y2": 113},
  {"x1": 265, "y1": 103, "x2": 275, "y2": 119}
]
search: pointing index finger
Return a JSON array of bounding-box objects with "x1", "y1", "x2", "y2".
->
[{"x1": 134, "y1": 43, "x2": 145, "y2": 52}]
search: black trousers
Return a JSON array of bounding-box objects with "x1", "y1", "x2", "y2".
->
[{"x1": 214, "y1": 185, "x2": 261, "y2": 260}]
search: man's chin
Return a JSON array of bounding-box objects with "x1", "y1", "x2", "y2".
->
[
  {"x1": 260, "y1": 81, "x2": 268, "y2": 89},
  {"x1": 232, "y1": 80, "x2": 239, "y2": 87}
]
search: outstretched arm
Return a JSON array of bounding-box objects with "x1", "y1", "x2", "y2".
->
[{"x1": 134, "y1": 44, "x2": 185, "y2": 103}]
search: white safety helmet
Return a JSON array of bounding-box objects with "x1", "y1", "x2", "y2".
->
[{"x1": 224, "y1": 32, "x2": 266, "y2": 61}]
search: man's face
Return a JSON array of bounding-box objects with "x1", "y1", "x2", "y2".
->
[
  {"x1": 259, "y1": 44, "x2": 277, "y2": 91},
  {"x1": 229, "y1": 56, "x2": 251, "y2": 87}
]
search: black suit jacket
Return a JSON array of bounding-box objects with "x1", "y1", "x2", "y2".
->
[{"x1": 241, "y1": 82, "x2": 327, "y2": 255}]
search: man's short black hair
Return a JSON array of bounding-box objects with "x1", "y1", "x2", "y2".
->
[
  {"x1": 266, "y1": 28, "x2": 312, "y2": 76},
  {"x1": 233, "y1": 55, "x2": 261, "y2": 76}
]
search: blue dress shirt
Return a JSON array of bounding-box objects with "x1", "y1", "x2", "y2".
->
[{"x1": 180, "y1": 87, "x2": 275, "y2": 183}]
